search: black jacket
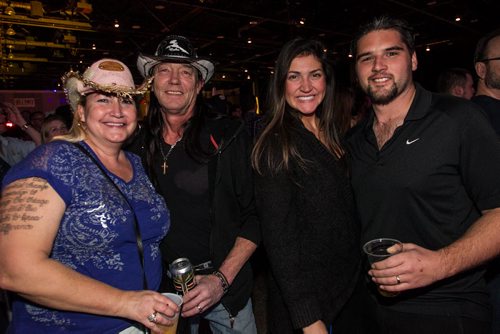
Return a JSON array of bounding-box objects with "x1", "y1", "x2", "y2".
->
[{"x1": 128, "y1": 115, "x2": 260, "y2": 316}]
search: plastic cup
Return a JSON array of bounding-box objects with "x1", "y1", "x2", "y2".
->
[
  {"x1": 363, "y1": 238, "x2": 403, "y2": 297},
  {"x1": 157, "y1": 293, "x2": 183, "y2": 334}
]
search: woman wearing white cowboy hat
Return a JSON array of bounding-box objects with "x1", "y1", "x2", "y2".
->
[{"x1": 0, "y1": 58, "x2": 178, "y2": 334}]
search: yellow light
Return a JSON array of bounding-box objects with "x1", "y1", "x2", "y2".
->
[
  {"x1": 6, "y1": 25, "x2": 15, "y2": 36},
  {"x1": 4, "y1": 6, "x2": 15, "y2": 16}
]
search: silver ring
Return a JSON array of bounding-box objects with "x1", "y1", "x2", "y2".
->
[
  {"x1": 396, "y1": 275, "x2": 401, "y2": 284},
  {"x1": 147, "y1": 311, "x2": 158, "y2": 323},
  {"x1": 197, "y1": 305, "x2": 203, "y2": 313}
]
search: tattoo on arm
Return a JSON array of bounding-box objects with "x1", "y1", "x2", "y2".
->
[{"x1": 0, "y1": 178, "x2": 50, "y2": 235}]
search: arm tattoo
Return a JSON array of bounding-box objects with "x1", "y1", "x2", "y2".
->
[{"x1": 0, "y1": 178, "x2": 50, "y2": 235}]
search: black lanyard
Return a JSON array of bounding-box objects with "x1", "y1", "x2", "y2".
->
[{"x1": 73, "y1": 142, "x2": 148, "y2": 290}]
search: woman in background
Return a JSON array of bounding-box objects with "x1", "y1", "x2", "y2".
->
[
  {"x1": 40, "y1": 113, "x2": 69, "y2": 143},
  {"x1": 252, "y1": 38, "x2": 366, "y2": 334}
]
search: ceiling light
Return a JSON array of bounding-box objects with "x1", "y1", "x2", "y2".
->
[
  {"x1": 4, "y1": 5, "x2": 15, "y2": 16},
  {"x1": 247, "y1": 38, "x2": 252, "y2": 44},
  {"x1": 299, "y1": 18, "x2": 306, "y2": 25},
  {"x1": 348, "y1": 53, "x2": 353, "y2": 58},
  {"x1": 455, "y1": 16, "x2": 461, "y2": 22},
  {"x1": 114, "y1": 19, "x2": 120, "y2": 28},
  {"x1": 132, "y1": 24, "x2": 141, "y2": 29},
  {"x1": 426, "y1": 45, "x2": 431, "y2": 52},
  {"x1": 92, "y1": 43, "x2": 96, "y2": 50},
  {"x1": 6, "y1": 25, "x2": 16, "y2": 36}
]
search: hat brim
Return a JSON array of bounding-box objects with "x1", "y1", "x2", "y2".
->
[
  {"x1": 61, "y1": 70, "x2": 150, "y2": 113},
  {"x1": 137, "y1": 54, "x2": 214, "y2": 83}
]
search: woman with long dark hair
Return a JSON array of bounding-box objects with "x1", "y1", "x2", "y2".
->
[{"x1": 252, "y1": 38, "x2": 364, "y2": 334}]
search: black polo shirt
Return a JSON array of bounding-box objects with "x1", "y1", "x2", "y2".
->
[{"x1": 347, "y1": 84, "x2": 500, "y2": 320}]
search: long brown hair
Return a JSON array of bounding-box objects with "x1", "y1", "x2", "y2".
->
[{"x1": 251, "y1": 37, "x2": 342, "y2": 175}]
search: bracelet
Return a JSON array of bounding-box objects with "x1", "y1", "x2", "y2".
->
[
  {"x1": 21, "y1": 123, "x2": 31, "y2": 131},
  {"x1": 212, "y1": 270, "x2": 230, "y2": 294}
]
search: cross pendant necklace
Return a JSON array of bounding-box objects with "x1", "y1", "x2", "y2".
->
[{"x1": 159, "y1": 137, "x2": 182, "y2": 175}]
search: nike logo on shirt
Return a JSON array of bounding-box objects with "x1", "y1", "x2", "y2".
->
[{"x1": 406, "y1": 138, "x2": 420, "y2": 145}]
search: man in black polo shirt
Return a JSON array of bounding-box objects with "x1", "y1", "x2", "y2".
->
[{"x1": 347, "y1": 16, "x2": 500, "y2": 333}]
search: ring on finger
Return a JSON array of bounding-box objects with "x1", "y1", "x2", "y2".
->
[
  {"x1": 197, "y1": 305, "x2": 203, "y2": 313},
  {"x1": 396, "y1": 275, "x2": 401, "y2": 285},
  {"x1": 147, "y1": 311, "x2": 158, "y2": 323}
]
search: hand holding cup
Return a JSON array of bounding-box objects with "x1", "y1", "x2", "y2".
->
[
  {"x1": 363, "y1": 238, "x2": 403, "y2": 297},
  {"x1": 156, "y1": 293, "x2": 183, "y2": 334}
]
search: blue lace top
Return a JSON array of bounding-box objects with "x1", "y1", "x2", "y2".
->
[{"x1": 3, "y1": 140, "x2": 169, "y2": 334}]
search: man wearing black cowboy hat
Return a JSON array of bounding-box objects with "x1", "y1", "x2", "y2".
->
[{"x1": 130, "y1": 35, "x2": 259, "y2": 333}]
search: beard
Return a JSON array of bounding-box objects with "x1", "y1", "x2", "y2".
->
[
  {"x1": 485, "y1": 66, "x2": 500, "y2": 89},
  {"x1": 366, "y1": 82, "x2": 399, "y2": 105}
]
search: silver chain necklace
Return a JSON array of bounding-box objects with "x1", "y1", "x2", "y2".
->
[{"x1": 159, "y1": 137, "x2": 182, "y2": 175}]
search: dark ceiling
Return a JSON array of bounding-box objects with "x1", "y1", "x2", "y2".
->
[{"x1": 1, "y1": 0, "x2": 499, "y2": 93}]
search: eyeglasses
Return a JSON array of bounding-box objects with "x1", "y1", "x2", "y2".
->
[{"x1": 479, "y1": 56, "x2": 500, "y2": 62}]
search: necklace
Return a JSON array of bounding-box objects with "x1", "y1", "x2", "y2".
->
[{"x1": 159, "y1": 137, "x2": 182, "y2": 175}]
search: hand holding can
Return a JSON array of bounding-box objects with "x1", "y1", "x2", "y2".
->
[{"x1": 169, "y1": 258, "x2": 196, "y2": 295}]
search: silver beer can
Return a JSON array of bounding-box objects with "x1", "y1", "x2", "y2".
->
[{"x1": 169, "y1": 257, "x2": 196, "y2": 294}]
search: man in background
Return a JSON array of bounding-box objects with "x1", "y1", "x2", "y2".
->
[
  {"x1": 0, "y1": 102, "x2": 40, "y2": 168},
  {"x1": 436, "y1": 67, "x2": 475, "y2": 99},
  {"x1": 472, "y1": 28, "x2": 500, "y2": 334},
  {"x1": 472, "y1": 28, "x2": 500, "y2": 137},
  {"x1": 28, "y1": 111, "x2": 45, "y2": 131}
]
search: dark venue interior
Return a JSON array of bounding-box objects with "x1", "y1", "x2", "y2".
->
[{"x1": 1, "y1": 0, "x2": 499, "y2": 98}]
